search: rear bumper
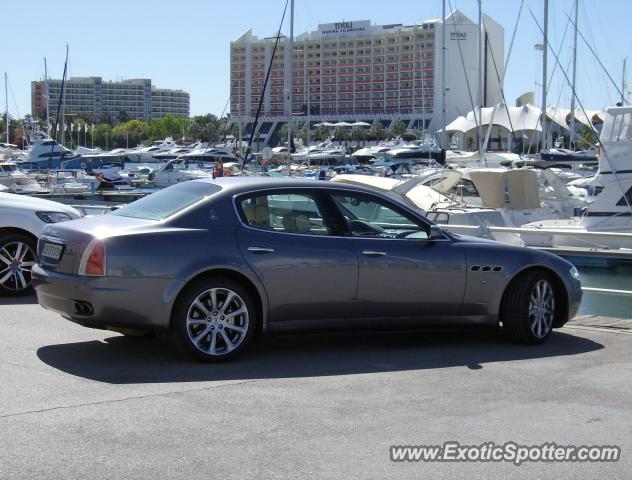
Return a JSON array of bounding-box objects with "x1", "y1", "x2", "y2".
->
[{"x1": 32, "y1": 264, "x2": 174, "y2": 332}]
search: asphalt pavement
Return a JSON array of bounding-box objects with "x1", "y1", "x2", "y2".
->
[{"x1": 1, "y1": 294, "x2": 631, "y2": 479}]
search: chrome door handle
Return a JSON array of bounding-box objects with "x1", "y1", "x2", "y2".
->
[
  {"x1": 361, "y1": 250, "x2": 387, "y2": 257},
  {"x1": 247, "y1": 246, "x2": 275, "y2": 254}
]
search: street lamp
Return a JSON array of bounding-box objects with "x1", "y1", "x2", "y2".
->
[{"x1": 105, "y1": 132, "x2": 109, "y2": 151}]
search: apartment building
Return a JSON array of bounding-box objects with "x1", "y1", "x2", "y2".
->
[{"x1": 31, "y1": 77, "x2": 190, "y2": 122}]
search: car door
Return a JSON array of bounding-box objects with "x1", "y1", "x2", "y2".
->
[
  {"x1": 328, "y1": 191, "x2": 466, "y2": 318},
  {"x1": 235, "y1": 189, "x2": 358, "y2": 324}
]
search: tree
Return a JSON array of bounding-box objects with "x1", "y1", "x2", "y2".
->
[
  {"x1": 350, "y1": 126, "x2": 368, "y2": 142},
  {"x1": 369, "y1": 122, "x2": 386, "y2": 141},
  {"x1": 100, "y1": 112, "x2": 114, "y2": 126},
  {"x1": 186, "y1": 114, "x2": 221, "y2": 142},
  {"x1": 118, "y1": 110, "x2": 129, "y2": 124},
  {"x1": 112, "y1": 120, "x2": 148, "y2": 147},
  {"x1": 314, "y1": 125, "x2": 330, "y2": 141},
  {"x1": 388, "y1": 119, "x2": 407, "y2": 138},
  {"x1": 576, "y1": 124, "x2": 599, "y2": 150},
  {"x1": 93, "y1": 124, "x2": 113, "y2": 149}
]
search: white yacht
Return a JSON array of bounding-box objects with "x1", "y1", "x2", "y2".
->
[
  {"x1": 125, "y1": 137, "x2": 178, "y2": 163},
  {"x1": 521, "y1": 106, "x2": 632, "y2": 250},
  {"x1": 380, "y1": 143, "x2": 441, "y2": 164},
  {"x1": 351, "y1": 139, "x2": 408, "y2": 163},
  {"x1": 46, "y1": 171, "x2": 92, "y2": 195},
  {"x1": 148, "y1": 159, "x2": 213, "y2": 188},
  {"x1": 152, "y1": 143, "x2": 200, "y2": 162},
  {"x1": 333, "y1": 165, "x2": 589, "y2": 246},
  {"x1": 179, "y1": 146, "x2": 239, "y2": 164},
  {"x1": 7, "y1": 177, "x2": 50, "y2": 195},
  {"x1": 0, "y1": 162, "x2": 30, "y2": 190}
]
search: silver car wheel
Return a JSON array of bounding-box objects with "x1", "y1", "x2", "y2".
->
[
  {"x1": 185, "y1": 287, "x2": 250, "y2": 356},
  {"x1": 0, "y1": 241, "x2": 36, "y2": 292},
  {"x1": 528, "y1": 279, "x2": 555, "y2": 339}
]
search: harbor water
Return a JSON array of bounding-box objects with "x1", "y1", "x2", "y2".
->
[{"x1": 577, "y1": 265, "x2": 632, "y2": 317}]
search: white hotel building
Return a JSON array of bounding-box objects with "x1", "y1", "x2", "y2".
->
[{"x1": 230, "y1": 10, "x2": 504, "y2": 145}]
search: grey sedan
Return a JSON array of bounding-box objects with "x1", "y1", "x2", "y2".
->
[{"x1": 32, "y1": 177, "x2": 582, "y2": 361}]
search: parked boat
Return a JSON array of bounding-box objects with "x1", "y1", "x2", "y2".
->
[
  {"x1": 147, "y1": 159, "x2": 213, "y2": 187},
  {"x1": 126, "y1": 137, "x2": 178, "y2": 163},
  {"x1": 0, "y1": 161, "x2": 29, "y2": 190},
  {"x1": 25, "y1": 137, "x2": 85, "y2": 169},
  {"x1": 521, "y1": 106, "x2": 632, "y2": 250},
  {"x1": 46, "y1": 170, "x2": 92, "y2": 195}
]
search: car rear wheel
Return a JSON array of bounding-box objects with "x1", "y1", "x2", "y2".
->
[
  {"x1": 0, "y1": 233, "x2": 37, "y2": 296},
  {"x1": 173, "y1": 277, "x2": 257, "y2": 362},
  {"x1": 501, "y1": 270, "x2": 557, "y2": 344}
]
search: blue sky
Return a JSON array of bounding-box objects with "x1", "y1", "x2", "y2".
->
[{"x1": 4, "y1": 0, "x2": 632, "y2": 119}]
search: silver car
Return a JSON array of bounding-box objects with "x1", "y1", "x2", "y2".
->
[{"x1": 33, "y1": 177, "x2": 582, "y2": 361}]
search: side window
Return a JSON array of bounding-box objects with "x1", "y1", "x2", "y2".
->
[
  {"x1": 331, "y1": 194, "x2": 429, "y2": 239},
  {"x1": 616, "y1": 187, "x2": 632, "y2": 207},
  {"x1": 239, "y1": 192, "x2": 332, "y2": 236}
]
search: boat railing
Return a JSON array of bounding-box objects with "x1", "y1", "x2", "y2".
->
[{"x1": 438, "y1": 224, "x2": 632, "y2": 241}]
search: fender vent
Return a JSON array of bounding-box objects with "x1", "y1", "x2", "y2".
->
[{"x1": 470, "y1": 265, "x2": 503, "y2": 272}]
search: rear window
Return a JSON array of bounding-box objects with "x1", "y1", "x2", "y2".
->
[{"x1": 111, "y1": 182, "x2": 221, "y2": 220}]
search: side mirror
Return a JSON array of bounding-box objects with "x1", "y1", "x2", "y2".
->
[{"x1": 429, "y1": 225, "x2": 444, "y2": 240}]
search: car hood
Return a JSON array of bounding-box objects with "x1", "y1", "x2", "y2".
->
[{"x1": 0, "y1": 192, "x2": 81, "y2": 218}]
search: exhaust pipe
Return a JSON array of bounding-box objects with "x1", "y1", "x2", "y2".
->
[{"x1": 73, "y1": 300, "x2": 94, "y2": 316}]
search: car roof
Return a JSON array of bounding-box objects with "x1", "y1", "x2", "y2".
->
[{"x1": 193, "y1": 176, "x2": 381, "y2": 195}]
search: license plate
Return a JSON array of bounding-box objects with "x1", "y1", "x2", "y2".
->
[{"x1": 41, "y1": 243, "x2": 63, "y2": 261}]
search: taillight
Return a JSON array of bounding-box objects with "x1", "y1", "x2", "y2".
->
[{"x1": 79, "y1": 239, "x2": 106, "y2": 276}]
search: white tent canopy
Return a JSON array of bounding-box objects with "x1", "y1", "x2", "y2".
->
[
  {"x1": 572, "y1": 107, "x2": 605, "y2": 128},
  {"x1": 445, "y1": 103, "x2": 543, "y2": 133},
  {"x1": 445, "y1": 102, "x2": 605, "y2": 134}
]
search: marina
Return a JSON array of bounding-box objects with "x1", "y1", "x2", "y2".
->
[{"x1": 2, "y1": 0, "x2": 632, "y2": 478}]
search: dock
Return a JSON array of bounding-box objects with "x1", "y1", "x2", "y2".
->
[{"x1": 565, "y1": 315, "x2": 632, "y2": 334}]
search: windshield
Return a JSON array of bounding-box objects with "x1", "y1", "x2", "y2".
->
[{"x1": 111, "y1": 182, "x2": 221, "y2": 220}]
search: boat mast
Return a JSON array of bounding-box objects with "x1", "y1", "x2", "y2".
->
[
  {"x1": 286, "y1": 0, "x2": 294, "y2": 176},
  {"x1": 4, "y1": 72, "x2": 8, "y2": 144},
  {"x1": 570, "y1": 0, "x2": 578, "y2": 149},
  {"x1": 441, "y1": 0, "x2": 447, "y2": 148},
  {"x1": 477, "y1": 0, "x2": 484, "y2": 161},
  {"x1": 44, "y1": 58, "x2": 51, "y2": 138},
  {"x1": 238, "y1": 77, "x2": 242, "y2": 162},
  {"x1": 622, "y1": 58, "x2": 627, "y2": 105},
  {"x1": 306, "y1": 45, "x2": 311, "y2": 167},
  {"x1": 541, "y1": 0, "x2": 549, "y2": 150},
  {"x1": 421, "y1": 46, "x2": 426, "y2": 142}
]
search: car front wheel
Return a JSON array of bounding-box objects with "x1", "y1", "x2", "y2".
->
[
  {"x1": 173, "y1": 277, "x2": 257, "y2": 362},
  {"x1": 501, "y1": 270, "x2": 557, "y2": 344},
  {"x1": 0, "y1": 233, "x2": 37, "y2": 296}
]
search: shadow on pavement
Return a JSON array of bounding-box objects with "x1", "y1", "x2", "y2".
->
[
  {"x1": 0, "y1": 293, "x2": 38, "y2": 306},
  {"x1": 36, "y1": 328, "x2": 604, "y2": 384}
]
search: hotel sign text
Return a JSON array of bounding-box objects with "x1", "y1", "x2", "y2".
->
[
  {"x1": 450, "y1": 31, "x2": 467, "y2": 40},
  {"x1": 319, "y1": 20, "x2": 370, "y2": 38}
]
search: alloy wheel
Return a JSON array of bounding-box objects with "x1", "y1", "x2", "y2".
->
[
  {"x1": 528, "y1": 279, "x2": 555, "y2": 339},
  {"x1": 0, "y1": 241, "x2": 36, "y2": 292},
  {"x1": 185, "y1": 287, "x2": 250, "y2": 356}
]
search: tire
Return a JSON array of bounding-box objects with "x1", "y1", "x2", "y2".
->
[
  {"x1": 501, "y1": 270, "x2": 557, "y2": 344},
  {"x1": 172, "y1": 276, "x2": 258, "y2": 362},
  {"x1": 0, "y1": 233, "x2": 37, "y2": 296}
]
